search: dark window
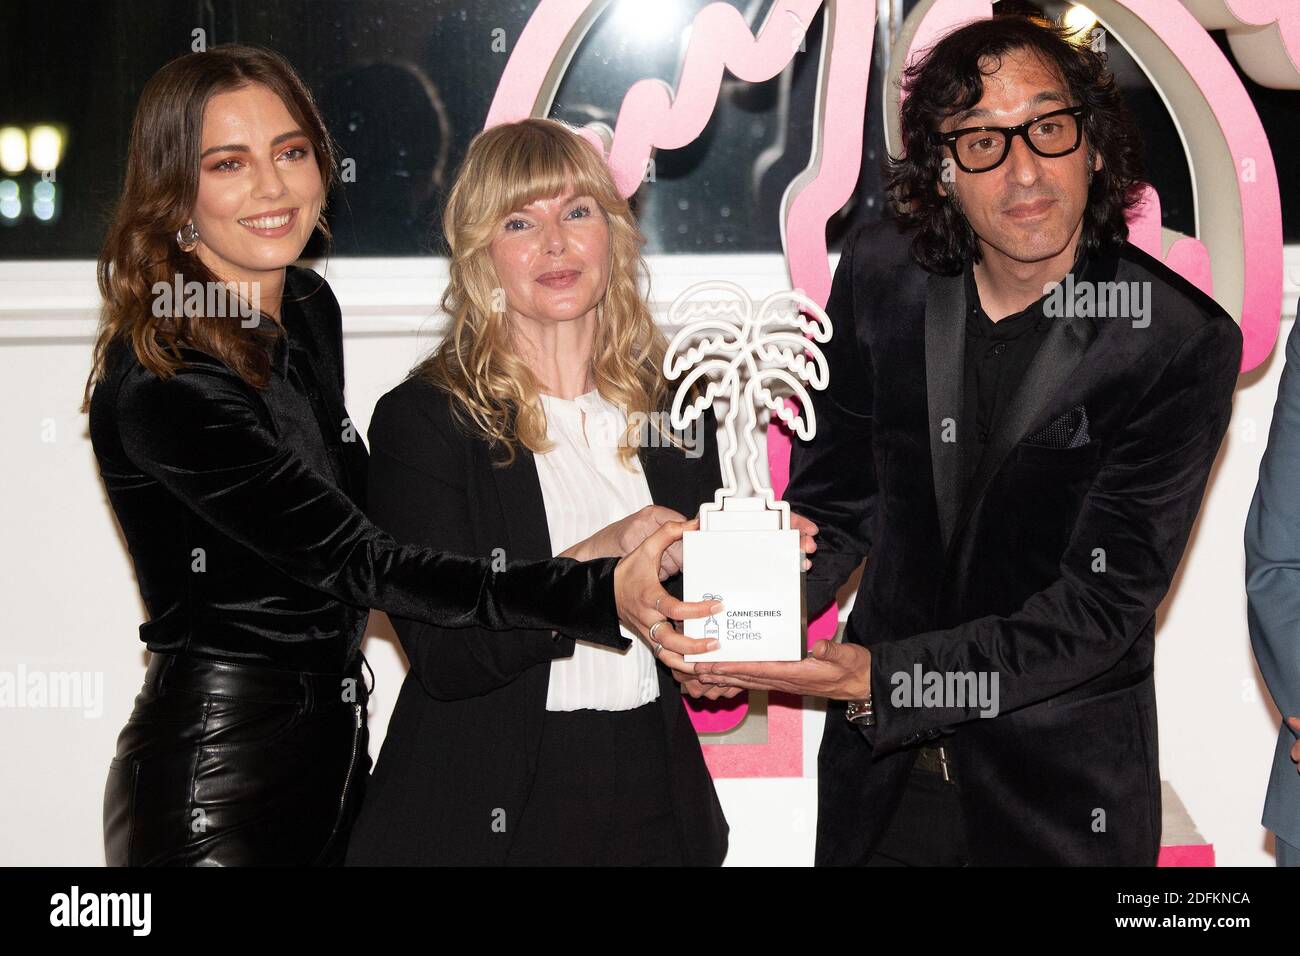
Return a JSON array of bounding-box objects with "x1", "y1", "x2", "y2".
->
[{"x1": 0, "y1": 0, "x2": 1294, "y2": 261}]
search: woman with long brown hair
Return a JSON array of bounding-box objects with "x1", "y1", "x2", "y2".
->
[{"x1": 83, "y1": 46, "x2": 716, "y2": 866}]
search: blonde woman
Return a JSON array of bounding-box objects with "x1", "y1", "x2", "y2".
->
[{"x1": 345, "y1": 118, "x2": 816, "y2": 865}]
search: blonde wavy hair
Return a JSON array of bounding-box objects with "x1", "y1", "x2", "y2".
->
[{"x1": 416, "y1": 118, "x2": 672, "y2": 466}]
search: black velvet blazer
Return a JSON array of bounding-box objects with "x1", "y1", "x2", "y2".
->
[
  {"x1": 88, "y1": 266, "x2": 623, "y2": 673},
  {"x1": 786, "y1": 222, "x2": 1241, "y2": 865},
  {"x1": 344, "y1": 377, "x2": 730, "y2": 865}
]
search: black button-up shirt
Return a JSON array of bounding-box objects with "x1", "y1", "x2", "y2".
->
[
  {"x1": 959, "y1": 249, "x2": 1093, "y2": 494},
  {"x1": 265, "y1": 312, "x2": 347, "y2": 492}
]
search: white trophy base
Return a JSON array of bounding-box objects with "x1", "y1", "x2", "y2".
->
[{"x1": 682, "y1": 496, "x2": 805, "y2": 662}]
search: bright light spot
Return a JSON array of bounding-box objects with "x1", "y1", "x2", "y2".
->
[
  {"x1": 0, "y1": 197, "x2": 21, "y2": 219},
  {"x1": 33, "y1": 198, "x2": 54, "y2": 221},
  {"x1": 29, "y1": 125, "x2": 63, "y2": 172},
  {"x1": 609, "y1": 0, "x2": 685, "y2": 48},
  {"x1": 0, "y1": 128, "x2": 27, "y2": 175},
  {"x1": 0, "y1": 179, "x2": 18, "y2": 201},
  {"x1": 33, "y1": 180, "x2": 54, "y2": 202},
  {"x1": 1063, "y1": 4, "x2": 1098, "y2": 38}
]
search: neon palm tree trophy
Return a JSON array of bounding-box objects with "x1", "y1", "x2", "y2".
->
[{"x1": 664, "y1": 280, "x2": 833, "y2": 661}]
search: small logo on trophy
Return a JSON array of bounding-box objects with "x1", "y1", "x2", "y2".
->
[
  {"x1": 664, "y1": 281, "x2": 832, "y2": 661},
  {"x1": 702, "y1": 592, "x2": 723, "y2": 642}
]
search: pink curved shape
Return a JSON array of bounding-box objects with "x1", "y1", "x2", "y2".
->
[
  {"x1": 1127, "y1": 185, "x2": 1215, "y2": 296},
  {"x1": 487, "y1": 2, "x2": 594, "y2": 121},
  {"x1": 490, "y1": 1, "x2": 872, "y2": 304},
  {"x1": 782, "y1": 1, "x2": 876, "y2": 305},
  {"x1": 609, "y1": 4, "x2": 824, "y2": 193},
  {"x1": 1115, "y1": 0, "x2": 1282, "y2": 369},
  {"x1": 1226, "y1": 0, "x2": 1300, "y2": 58}
]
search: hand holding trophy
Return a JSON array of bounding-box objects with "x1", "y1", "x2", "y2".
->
[{"x1": 663, "y1": 281, "x2": 832, "y2": 663}]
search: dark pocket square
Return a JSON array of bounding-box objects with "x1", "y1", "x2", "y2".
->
[{"x1": 1025, "y1": 404, "x2": 1090, "y2": 449}]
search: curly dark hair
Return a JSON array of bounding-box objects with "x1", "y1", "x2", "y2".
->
[{"x1": 886, "y1": 13, "x2": 1148, "y2": 276}]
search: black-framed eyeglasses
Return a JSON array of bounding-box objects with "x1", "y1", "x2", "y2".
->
[{"x1": 932, "y1": 106, "x2": 1087, "y2": 174}]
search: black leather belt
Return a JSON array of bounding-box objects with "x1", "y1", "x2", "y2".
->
[{"x1": 145, "y1": 651, "x2": 368, "y2": 713}]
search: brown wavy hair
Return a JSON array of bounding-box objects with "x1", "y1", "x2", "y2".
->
[
  {"x1": 416, "y1": 118, "x2": 670, "y2": 466},
  {"x1": 887, "y1": 13, "x2": 1147, "y2": 276},
  {"x1": 81, "y1": 44, "x2": 336, "y2": 411}
]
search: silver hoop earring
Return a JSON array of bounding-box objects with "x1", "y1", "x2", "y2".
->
[{"x1": 176, "y1": 222, "x2": 199, "y2": 253}]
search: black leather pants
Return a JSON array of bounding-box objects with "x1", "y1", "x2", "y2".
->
[{"x1": 104, "y1": 652, "x2": 372, "y2": 866}]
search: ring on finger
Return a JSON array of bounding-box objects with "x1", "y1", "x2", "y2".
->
[{"x1": 648, "y1": 619, "x2": 667, "y2": 657}]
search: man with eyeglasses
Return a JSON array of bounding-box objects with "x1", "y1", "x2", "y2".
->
[{"x1": 695, "y1": 14, "x2": 1241, "y2": 865}]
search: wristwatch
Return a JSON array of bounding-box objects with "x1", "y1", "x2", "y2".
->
[{"x1": 845, "y1": 693, "x2": 874, "y2": 726}]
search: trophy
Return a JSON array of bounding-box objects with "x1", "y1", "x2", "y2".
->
[{"x1": 663, "y1": 280, "x2": 833, "y2": 662}]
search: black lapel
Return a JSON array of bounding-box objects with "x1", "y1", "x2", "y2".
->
[
  {"x1": 487, "y1": 415, "x2": 684, "y2": 560},
  {"x1": 949, "y1": 303, "x2": 1098, "y2": 548},
  {"x1": 487, "y1": 445, "x2": 555, "y2": 561},
  {"x1": 637, "y1": 440, "x2": 684, "y2": 515},
  {"x1": 925, "y1": 272, "x2": 967, "y2": 554},
  {"x1": 637, "y1": 437, "x2": 690, "y2": 737},
  {"x1": 481, "y1": 439, "x2": 561, "y2": 770}
]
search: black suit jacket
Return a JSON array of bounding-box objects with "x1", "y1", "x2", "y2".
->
[
  {"x1": 345, "y1": 377, "x2": 729, "y2": 865},
  {"x1": 786, "y1": 222, "x2": 1241, "y2": 865}
]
